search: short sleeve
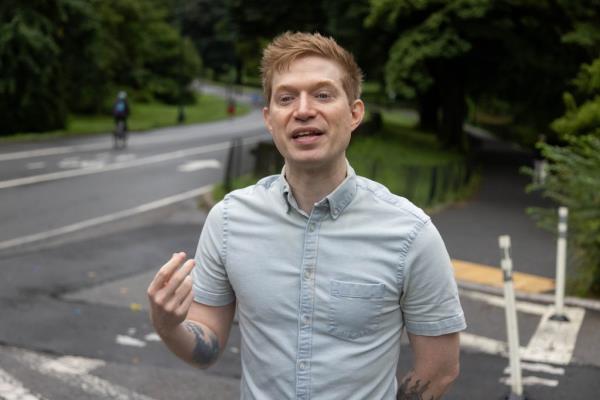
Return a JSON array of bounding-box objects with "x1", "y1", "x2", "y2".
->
[
  {"x1": 192, "y1": 200, "x2": 235, "y2": 306},
  {"x1": 400, "y1": 219, "x2": 466, "y2": 336}
]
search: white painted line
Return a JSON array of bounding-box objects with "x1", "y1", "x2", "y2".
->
[
  {"x1": 26, "y1": 161, "x2": 46, "y2": 170},
  {"x1": 178, "y1": 159, "x2": 221, "y2": 172},
  {"x1": 144, "y1": 333, "x2": 161, "y2": 342},
  {"x1": 116, "y1": 335, "x2": 146, "y2": 348},
  {"x1": 0, "y1": 184, "x2": 213, "y2": 251},
  {"x1": 504, "y1": 362, "x2": 565, "y2": 376},
  {"x1": 0, "y1": 134, "x2": 264, "y2": 190},
  {"x1": 521, "y1": 306, "x2": 585, "y2": 365},
  {"x1": 0, "y1": 144, "x2": 105, "y2": 162},
  {"x1": 500, "y1": 375, "x2": 559, "y2": 387},
  {"x1": 459, "y1": 289, "x2": 547, "y2": 315},
  {"x1": 0, "y1": 367, "x2": 46, "y2": 400},
  {"x1": 460, "y1": 332, "x2": 510, "y2": 356},
  {"x1": 18, "y1": 348, "x2": 157, "y2": 400},
  {"x1": 42, "y1": 355, "x2": 105, "y2": 375}
]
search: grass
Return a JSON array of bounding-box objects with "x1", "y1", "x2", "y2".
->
[{"x1": 1, "y1": 93, "x2": 250, "y2": 143}]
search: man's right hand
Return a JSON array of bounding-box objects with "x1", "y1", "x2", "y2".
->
[{"x1": 147, "y1": 252, "x2": 195, "y2": 338}]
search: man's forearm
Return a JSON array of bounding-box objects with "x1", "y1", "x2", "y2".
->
[
  {"x1": 159, "y1": 320, "x2": 220, "y2": 368},
  {"x1": 396, "y1": 369, "x2": 456, "y2": 400}
]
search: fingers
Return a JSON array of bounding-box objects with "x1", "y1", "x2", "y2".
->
[
  {"x1": 148, "y1": 252, "x2": 186, "y2": 294},
  {"x1": 162, "y1": 258, "x2": 195, "y2": 299},
  {"x1": 175, "y1": 281, "x2": 195, "y2": 317}
]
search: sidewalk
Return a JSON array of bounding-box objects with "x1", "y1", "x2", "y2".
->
[{"x1": 432, "y1": 132, "x2": 562, "y2": 295}]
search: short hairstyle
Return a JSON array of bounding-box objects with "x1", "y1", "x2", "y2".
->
[{"x1": 260, "y1": 32, "x2": 363, "y2": 105}]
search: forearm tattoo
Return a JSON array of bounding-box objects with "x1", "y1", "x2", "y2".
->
[
  {"x1": 183, "y1": 321, "x2": 220, "y2": 366},
  {"x1": 397, "y1": 375, "x2": 436, "y2": 400}
]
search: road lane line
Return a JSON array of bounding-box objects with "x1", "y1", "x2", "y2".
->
[
  {"x1": 177, "y1": 159, "x2": 221, "y2": 172},
  {"x1": 0, "y1": 185, "x2": 213, "y2": 251},
  {"x1": 0, "y1": 367, "x2": 46, "y2": 400},
  {"x1": 459, "y1": 289, "x2": 547, "y2": 315},
  {"x1": 521, "y1": 306, "x2": 585, "y2": 365},
  {"x1": 0, "y1": 134, "x2": 265, "y2": 189},
  {"x1": 17, "y1": 348, "x2": 157, "y2": 400},
  {"x1": 460, "y1": 332, "x2": 512, "y2": 356}
]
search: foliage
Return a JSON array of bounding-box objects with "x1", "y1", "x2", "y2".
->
[
  {"x1": 527, "y1": 135, "x2": 600, "y2": 296},
  {"x1": 366, "y1": 0, "x2": 589, "y2": 151},
  {"x1": 0, "y1": 0, "x2": 202, "y2": 135},
  {"x1": 0, "y1": 1, "x2": 67, "y2": 133}
]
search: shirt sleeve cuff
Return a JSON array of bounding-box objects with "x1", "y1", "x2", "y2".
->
[
  {"x1": 193, "y1": 291, "x2": 235, "y2": 307},
  {"x1": 405, "y1": 313, "x2": 467, "y2": 336}
]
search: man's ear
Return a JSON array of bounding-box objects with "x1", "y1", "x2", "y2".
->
[
  {"x1": 350, "y1": 99, "x2": 365, "y2": 131},
  {"x1": 263, "y1": 106, "x2": 273, "y2": 135}
]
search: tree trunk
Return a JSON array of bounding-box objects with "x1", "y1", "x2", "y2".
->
[
  {"x1": 418, "y1": 85, "x2": 439, "y2": 132},
  {"x1": 438, "y1": 63, "x2": 468, "y2": 152}
]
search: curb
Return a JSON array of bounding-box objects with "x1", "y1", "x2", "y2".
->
[{"x1": 458, "y1": 280, "x2": 600, "y2": 312}]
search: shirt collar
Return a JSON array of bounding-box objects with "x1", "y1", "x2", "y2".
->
[{"x1": 279, "y1": 161, "x2": 357, "y2": 220}]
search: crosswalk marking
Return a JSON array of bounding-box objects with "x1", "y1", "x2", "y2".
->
[
  {"x1": 459, "y1": 289, "x2": 547, "y2": 315},
  {"x1": 521, "y1": 306, "x2": 585, "y2": 365},
  {"x1": 0, "y1": 367, "x2": 46, "y2": 400},
  {"x1": 500, "y1": 375, "x2": 559, "y2": 388},
  {"x1": 504, "y1": 362, "x2": 565, "y2": 376},
  {"x1": 16, "y1": 348, "x2": 158, "y2": 400}
]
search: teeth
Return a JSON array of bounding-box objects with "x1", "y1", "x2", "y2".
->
[{"x1": 295, "y1": 131, "x2": 318, "y2": 138}]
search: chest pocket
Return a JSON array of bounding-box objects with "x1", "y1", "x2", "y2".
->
[{"x1": 327, "y1": 280, "x2": 385, "y2": 340}]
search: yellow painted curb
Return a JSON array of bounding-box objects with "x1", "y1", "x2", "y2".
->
[{"x1": 452, "y1": 259, "x2": 555, "y2": 294}]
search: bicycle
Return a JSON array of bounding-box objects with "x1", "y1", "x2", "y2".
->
[{"x1": 113, "y1": 119, "x2": 128, "y2": 149}]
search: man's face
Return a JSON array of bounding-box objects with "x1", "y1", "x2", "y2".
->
[{"x1": 263, "y1": 56, "x2": 364, "y2": 172}]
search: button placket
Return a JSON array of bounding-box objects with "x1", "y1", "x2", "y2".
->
[{"x1": 295, "y1": 210, "x2": 324, "y2": 399}]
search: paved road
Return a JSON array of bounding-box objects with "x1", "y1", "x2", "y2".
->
[{"x1": 1, "y1": 105, "x2": 600, "y2": 399}]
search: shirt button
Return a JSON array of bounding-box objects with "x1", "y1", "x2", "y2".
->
[
  {"x1": 299, "y1": 361, "x2": 307, "y2": 370},
  {"x1": 302, "y1": 314, "x2": 310, "y2": 324},
  {"x1": 308, "y1": 223, "x2": 316, "y2": 232},
  {"x1": 304, "y1": 270, "x2": 312, "y2": 279}
]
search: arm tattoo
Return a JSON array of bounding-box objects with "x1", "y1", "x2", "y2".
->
[
  {"x1": 397, "y1": 375, "x2": 435, "y2": 400},
  {"x1": 183, "y1": 321, "x2": 220, "y2": 366}
]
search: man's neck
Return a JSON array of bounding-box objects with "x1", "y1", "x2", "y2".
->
[{"x1": 284, "y1": 159, "x2": 347, "y2": 214}]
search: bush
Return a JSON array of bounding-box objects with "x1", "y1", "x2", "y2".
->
[{"x1": 527, "y1": 135, "x2": 600, "y2": 296}]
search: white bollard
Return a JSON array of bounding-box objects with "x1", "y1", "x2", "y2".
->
[
  {"x1": 551, "y1": 207, "x2": 570, "y2": 322},
  {"x1": 499, "y1": 235, "x2": 524, "y2": 399}
]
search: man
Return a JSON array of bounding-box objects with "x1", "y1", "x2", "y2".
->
[{"x1": 147, "y1": 32, "x2": 466, "y2": 400}]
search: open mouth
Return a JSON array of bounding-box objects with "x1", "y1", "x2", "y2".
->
[{"x1": 292, "y1": 129, "x2": 324, "y2": 139}]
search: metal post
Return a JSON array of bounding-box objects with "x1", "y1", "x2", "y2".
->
[
  {"x1": 551, "y1": 207, "x2": 569, "y2": 322},
  {"x1": 499, "y1": 235, "x2": 524, "y2": 400}
]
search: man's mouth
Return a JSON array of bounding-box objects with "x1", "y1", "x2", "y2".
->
[{"x1": 292, "y1": 129, "x2": 324, "y2": 139}]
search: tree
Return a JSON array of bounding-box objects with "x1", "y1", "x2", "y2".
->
[
  {"x1": 367, "y1": 0, "x2": 585, "y2": 152},
  {"x1": 528, "y1": 4, "x2": 600, "y2": 296},
  {"x1": 0, "y1": 0, "x2": 68, "y2": 134}
]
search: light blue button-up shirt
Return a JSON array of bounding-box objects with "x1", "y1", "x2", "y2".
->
[{"x1": 193, "y1": 164, "x2": 466, "y2": 400}]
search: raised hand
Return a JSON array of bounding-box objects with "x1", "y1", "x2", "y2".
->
[{"x1": 147, "y1": 252, "x2": 195, "y2": 338}]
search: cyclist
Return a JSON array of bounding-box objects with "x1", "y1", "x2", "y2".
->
[{"x1": 112, "y1": 91, "x2": 130, "y2": 148}]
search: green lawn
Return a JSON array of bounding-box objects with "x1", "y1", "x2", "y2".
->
[{"x1": 1, "y1": 93, "x2": 250, "y2": 142}]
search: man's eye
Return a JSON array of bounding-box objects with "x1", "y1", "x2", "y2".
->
[
  {"x1": 278, "y1": 95, "x2": 294, "y2": 104},
  {"x1": 316, "y1": 92, "x2": 332, "y2": 100}
]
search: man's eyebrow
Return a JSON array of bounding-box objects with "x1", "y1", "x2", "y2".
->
[{"x1": 273, "y1": 80, "x2": 339, "y2": 93}]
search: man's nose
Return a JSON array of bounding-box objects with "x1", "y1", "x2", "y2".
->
[{"x1": 294, "y1": 93, "x2": 316, "y2": 120}]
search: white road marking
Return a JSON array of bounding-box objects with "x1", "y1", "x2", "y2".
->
[
  {"x1": 0, "y1": 367, "x2": 46, "y2": 400},
  {"x1": 41, "y1": 355, "x2": 105, "y2": 375},
  {"x1": 177, "y1": 159, "x2": 221, "y2": 172},
  {"x1": 500, "y1": 375, "x2": 559, "y2": 387},
  {"x1": 460, "y1": 332, "x2": 516, "y2": 356},
  {"x1": 0, "y1": 144, "x2": 106, "y2": 162},
  {"x1": 521, "y1": 306, "x2": 585, "y2": 365},
  {"x1": 144, "y1": 333, "x2": 161, "y2": 342},
  {"x1": 17, "y1": 348, "x2": 157, "y2": 400},
  {"x1": 504, "y1": 362, "x2": 565, "y2": 375},
  {"x1": 0, "y1": 134, "x2": 263, "y2": 190},
  {"x1": 26, "y1": 161, "x2": 46, "y2": 170},
  {"x1": 116, "y1": 335, "x2": 146, "y2": 348},
  {"x1": 0, "y1": 184, "x2": 213, "y2": 251},
  {"x1": 459, "y1": 289, "x2": 547, "y2": 315}
]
